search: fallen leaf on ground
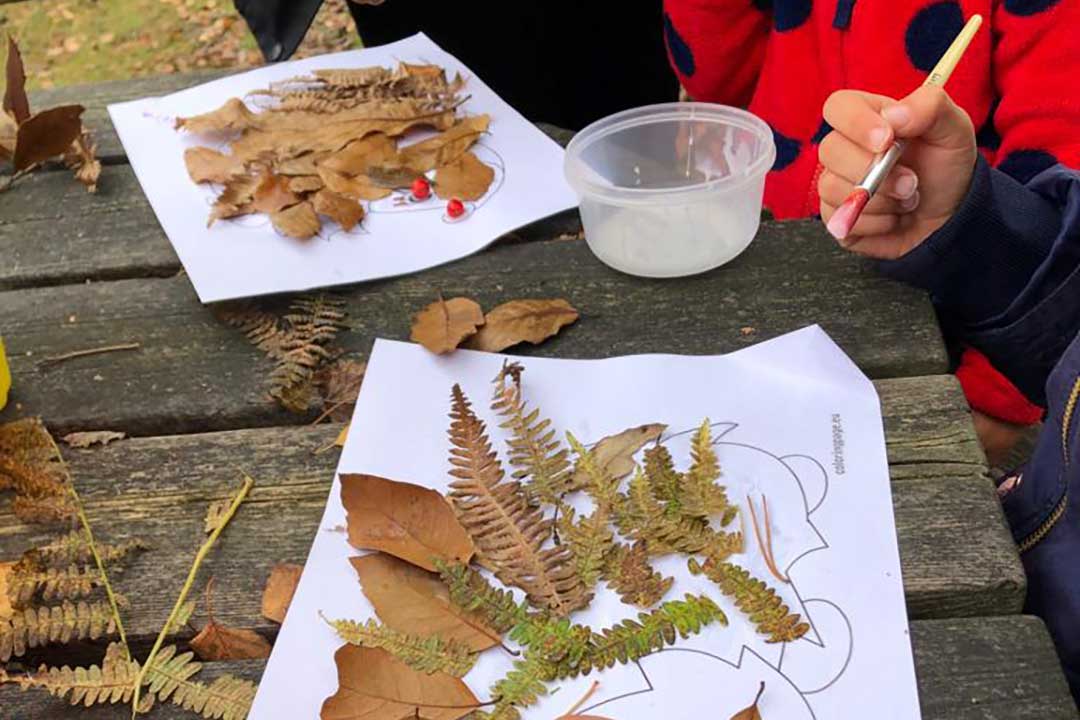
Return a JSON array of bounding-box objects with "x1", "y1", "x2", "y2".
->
[
  {"x1": 730, "y1": 682, "x2": 766, "y2": 720},
  {"x1": 64, "y1": 132, "x2": 100, "y2": 192},
  {"x1": 434, "y1": 151, "x2": 494, "y2": 201},
  {"x1": 191, "y1": 620, "x2": 272, "y2": 660},
  {"x1": 410, "y1": 297, "x2": 485, "y2": 354},
  {"x1": 184, "y1": 146, "x2": 242, "y2": 184},
  {"x1": 313, "y1": 189, "x2": 365, "y2": 231},
  {"x1": 12, "y1": 105, "x2": 84, "y2": 172},
  {"x1": 61, "y1": 431, "x2": 126, "y2": 449},
  {"x1": 271, "y1": 201, "x2": 321, "y2": 239},
  {"x1": 320, "y1": 645, "x2": 478, "y2": 720},
  {"x1": 4, "y1": 37, "x2": 30, "y2": 124},
  {"x1": 315, "y1": 359, "x2": 367, "y2": 423},
  {"x1": 574, "y1": 424, "x2": 666, "y2": 484},
  {"x1": 341, "y1": 474, "x2": 474, "y2": 571},
  {"x1": 251, "y1": 171, "x2": 300, "y2": 214},
  {"x1": 350, "y1": 554, "x2": 501, "y2": 651},
  {"x1": 464, "y1": 299, "x2": 578, "y2": 352},
  {"x1": 261, "y1": 563, "x2": 303, "y2": 623}
]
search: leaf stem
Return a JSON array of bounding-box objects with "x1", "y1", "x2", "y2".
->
[
  {"x1": 38, "y1": 342, "x2": 141, "y2": 368},
  {"x1": 131, "y1": 474, "x2": 254, "y2": 718}
]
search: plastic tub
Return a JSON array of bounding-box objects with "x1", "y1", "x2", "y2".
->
[{"x1": 564, "y1": 103, "x2": 776, "y2": 278}]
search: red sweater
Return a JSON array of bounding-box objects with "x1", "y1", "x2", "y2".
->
[{"x1": 663, "y1": 0, "x2": 1080, "y2": 424}]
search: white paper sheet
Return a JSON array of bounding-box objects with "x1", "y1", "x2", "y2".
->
[
  {"x1": 107, "y1": 34, "x2": 578, "y2": 303},
  {"x1": 250, "y1": 326, "x2": 921, "y2": 720}
]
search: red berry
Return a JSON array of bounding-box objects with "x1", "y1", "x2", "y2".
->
[
  {"x1": 411, "y1": 177, "x2": 431, "y2": 200},
  {"x1": 447, "y1": 198, "x2": 466, "y2": 219}
]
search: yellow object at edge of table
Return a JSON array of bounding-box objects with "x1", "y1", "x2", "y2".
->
[{"x1": 0, "y1": 337, "x2": 10, "y2": 411}]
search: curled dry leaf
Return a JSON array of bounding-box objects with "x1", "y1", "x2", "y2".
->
[
  {"x1": 176, "y1": 97, "x2": 257, "y2": 134},
  {"x1": 350, "y1": 554, "x2": 501, "y2": 651},
  {"x1": 184, "y1": 146, "x2": 242, "y2": 184},
  {"x1": 261, "y1": 563, "x2": 304, "y2": 624},
  {"x1": 464, "y1": 299, "x2": 579, "y2": 353},
  {"x1": 341, "y1": 474, "x2": 474, "y2": 571},
  {"x1": 410, "y1": 297, "x2": 485, "y2": 355},
  {"x1": 289, "y1": 175, "x2": 326, "y2": 193},
  {"x1": 12, "y1": 105, "x2": 84, "y2": 172},
  {"x1": 320, "y1": 645, "x2": 478, "y2": 720},
  {"x1": 730, "y1": 682, "x2": 766, "y2": 720},
  {"x1": 64, "y1": 132, "x2": 100, "y2": 192},
  {"x1": 272, "y1": 201, "x2": 321, "y2": 239},
  {"x1": 252, "y1": 171, "x2": 301, "y2": 214},
  {"x1": 190, "y1": 621, "x2": 273, "y2": 661},
  {"x1": 434, "y1": 151, "x2": 494, "y2": 201},
  {"x1": 61, "y1": 431, "x2": 126, "y2": 449},
  {"x1": 313, "y1": 189, "x2": 366, "y2": 232},
  {"x1": 574, "y1": 424, "x2": 667, "y2": 485},
  {"x1": 4, "y1": 37, "x2": 30, "y2": 124}
]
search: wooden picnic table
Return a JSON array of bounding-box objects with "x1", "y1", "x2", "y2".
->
[{"x1": 0, "y1": 73, "x2": 1076, "y2": 719}]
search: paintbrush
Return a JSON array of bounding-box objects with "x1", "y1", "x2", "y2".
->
[{"x1": 826, "y1": 13, "x2": 983, "y2": 241}]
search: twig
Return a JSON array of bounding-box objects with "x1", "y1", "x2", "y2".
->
[
  {"x1": 309, "y1": 399, "x2": 348, "y2": 426},
  {"x1": 131, "y1": 474, "x2": 254, "y2": 717},
  {"x1": 38, "y1": 342, "x2": 141, "y2": 368}
]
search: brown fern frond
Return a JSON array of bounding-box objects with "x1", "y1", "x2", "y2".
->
[
  {"x1": 616, "y1": 468, "x2": 715, "y2": 555},
  {"x1": 688, "y1": 557, "x2": 809, "y2": 643},
  {"x1": 643, "y1": 444, "x2": 683, "y2": 513},
  {"x1": 13, "y1": 642, "x2": 150, "y2": 710},
  {"x1": 601, "y1": 542, "x2": 674, "y2": 608},
  {"x1": 491, "y1": 363, "x2": 574, "y2": 505},
  {"x1": 0, "y1": 418, "x2": 76, "y2": 524},
  {"x1": 7, "y1": 560, "x2": 103, "y2": 608},
  {"x1": 144, "y1": 645, "x2": 256, "y2": 720},
  {"x1": 446, "y1": 385, "x2": 590, "y2": 616},
  {"x1": 0, "y1": 597, "x2": 123, "y2": 661},
  {"x1": 26, "y1": 530, "x2": 146, "y2": 569},
  {"x1": 214, "y1": 303, "x2": 291, "y2": 358}
]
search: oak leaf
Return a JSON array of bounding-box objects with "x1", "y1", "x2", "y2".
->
[
  {"x1": 573, "y1": 424, "x2": 666, "y2": 486},
  {"x1": 261, "y1": 563, "x2": 303, "y2": 624},
  {"x1": 321, "y1": 645, "x2": 478, "y2": 720},
  {"x1": 12, "y1": 105, "x2": 84, "y2": 172},
  {"x1": 183, "y1": 146, "x2": 242, "y2": 184},
  {"x1": 410, "y1": 297, "x2": 485, "y2": 354},
  {"x1": 190, "y1": 621, "x2": 272, "y2": 661},
  {"x1": 350, "y1": 553, "x2": 501, "y2": 651},
  {"x1": 61, "y1": 431, "x2": 126, "y2": 449},
  {"x1": 4, "y1": 37, "x2": 30, "y2": 124},
  {"x1": 271, "y1": 201, "x2": 321, "y2": 239},
  {"x1": 730, "y1": 683, "x2": 766, "y2": 720},
  {"x1": 313, "y1": 189, "x2": 366, "y2": 232},
  {"x1": 464, "y1": 299, "x2": 579, "y2": 353},
  {"x1": 251, "y1": 171, "x2": 300, "y2": 214},
  {"x1": 435, "y1": 151, "x2": 494, "y2": 201},
  {"x1": 341, "y1": 474, "x2": 474, "y2": 571}
]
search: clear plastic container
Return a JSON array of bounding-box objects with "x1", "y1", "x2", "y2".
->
[{"x1": 564, "y1": 103, "x2": 776, "y2": 278}]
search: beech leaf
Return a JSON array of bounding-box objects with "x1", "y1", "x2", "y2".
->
[
  {"x1": 575, "y1": 424, "x2": 667, "y2": 485},
  {"x1": 400, "y1": 114, "x2": 491, "y2": 173},
  {"x1": 261, "y1": 563, "x2": 303, "y2": 624},
  {"x1": 190, "y1": 621, "x2": 272, "y2": 661},
  {"x1": 183, "y1": 146, "x2": 242, "y2": 184},
  {"x1": 289, "y1": 175, "x2": 325, "y2": 193},
  {"x1": 464, "y1": 299, "x2": 579, "y2": 352},
  {"x1": 251, "y1": 171, "x2": 300, "y2": 214},
  {"x1": 317, "y1": 166, "x2": 394, "y2": 201},
  {"x1": 434, "y1": 151, "x2": 494, "y2": 201},
  {"x1": 341, "y1": 474, "x2": 474, "y2": 571},
  {"x1": 4, "y1": 37, "x2": 30, "y2": 124},
  {"x1": 350, "y1": 553, "x2": 502, "y2": 651},
  {"x1": 321, "y1": 645, "x2": 478, "y2": 720},
  {"x1": 176, "y1": 97, "x2": 257, "y2": 134},
  {"x1": 12, "y1": 105, "x2": 84, "y2": 172},
  {"x1": 410, "y1": 297, "x2": 485, "y2": 354},
  {"x1": 271, "y1": 201, "x2": 321, "y2": 239},
  {"x1": 730, "y1": 682, "x2": 766, "y2": 720},
  {"x1": 320, "y1": 134, "x2": 397, "y2": 176},
  {"x1": 313, "y1": 189, "x2": 366, "y2": 232}
]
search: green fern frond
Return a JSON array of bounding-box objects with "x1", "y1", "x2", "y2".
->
[
  {"x1": 143, "y1": 645, "x2": 256, "y2": 720},
  {"x1": 485, "y1": 654, "x2": 556, "y2": 720},
  {"x1": 566, "y1": 432, "x2": 621, "y2": 512},
  {"x1": 557, "y1": 506, "x2": 613, "y2": 590},
  {"x1": 7, "y1": 561, "x2": 104, "y2": 608},
  {"x1": 616, "y1": 469, "x2": 716, "y2": 555},
  {"x1": 326, "y1": 616, "x2": 478, "y2": 676},
  {"x1": 0, "y1": 597, "x2": 123, "y2": 662},
  {"x1": 508, "y1": 616, "x2": 593, "y2": 671},
  {"x1": 688, "y1": 558, "x2": 809, "y2": 643},
  {"x1": 491, "y1": 363, "x2": 574, "y2": 505},
  {"x1": 12, "y1": 642, "x2": 150, "y2": 710},
  {"x1": 601, "y1": 542, "x2": 674, "y2": 608},
  {"x1": 435, "y1": 561, "x2": 530, "y2": 634},
  {"x1": 27, "y1": 530, "x2": 146, "y2": 569}
]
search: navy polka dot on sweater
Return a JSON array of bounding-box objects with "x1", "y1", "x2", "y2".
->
[
  {"x1": 752, "y1": 0, "x2": 773, "y2": 10},
  {"x1": 774, "y1": 0, "x2": 813, "y2": 31},
  {"x1": 976, "y1": 100, "x2": 1002, "y2": 151},
  {"x1": 811, "y1": 119, "x2": 833, "y2": 144},
  {"x1": 664, "y1": 13, "x2": 695, "y2": 76},
  {"x1": 770, "y1": 125, "x2": 801, "y2": 170},
  {"x1": 905, "y1": 1, "x2": 966, "y2": 72},
  {"x1": 1003, "y1": 0, "x2": 1061, "y2": 16},
  {"x1": 999, "y1": 150, "x2": 1058, "y2": 183}
]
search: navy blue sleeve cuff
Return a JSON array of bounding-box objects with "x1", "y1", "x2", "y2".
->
[{"x1": 877, "y1": 154, "x2": 1062, "y2": 324}]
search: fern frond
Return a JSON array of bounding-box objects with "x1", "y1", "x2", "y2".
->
[
  {"x1": 491, "y1": 363, "x2": 574, "y2": 505},
  {"x1": 143, "y1": 645, "x2": 256, "y2": 720},
  {"x1": 6, "y1": 561, "x2": 103, "y2": 608},
  {"x1": 642, "y1": 444, "x2": 682, "y2": 513},
  {"x1": 566, "y1": 432, "x2": 622, "y2": 513},
  {"x1": 446, "y1": 385, "x2": 590, "y2": 616},
  {"x1": 679, "y1": 420, "x2": 732, "y2": 520},
  {"x1": 0, "y1": 418, "x2": 75, "y2": 523},
  {"x1": 616, "y1": 468, "x2": 714, "y2": 555},
  {"x1": 583, "y1": 594, "x2": 727, "y2": 675},
  {"x1": 215, "y1": 303, "x2": 290, "y2": 358},
  {"x1": 485, "y1": 654, "x2": 555, "y2": 720},
  {"x1": 688, "y1": 558, "x2": 809, "y2": 643},
  {"x1": 0, "y1": 597, "x2": 122, "y2": 661},
  {"x1": 436, "y1": 561, "x2": 530, "y2": 634},
  {"x1": 27, "y1": 530, "x2": 146, "y2": 569},
  {"x1": 601, "y1": 542, "x2": 674, "y2": 608},
  {"x1": 326, "y1": 616, "x2": 478, "y2": 676},
  {"x1": 13, "y1": 642, "x2": 149, "y2": 710},
  {"x1": 557, "y1": 507, "x2": 613, "y2": 591}
]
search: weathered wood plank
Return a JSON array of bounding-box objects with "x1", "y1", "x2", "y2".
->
[
  {"x1": 0, "y1": 408, "x2": 1018, "y2": 662},
  {"x1": 0, "y1": 225, "x2": 946, "y2": 435}
]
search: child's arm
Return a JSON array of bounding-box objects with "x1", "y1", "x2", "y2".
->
[{"x1": 662, "y1": 0, "x2": 770, "y2": 107}]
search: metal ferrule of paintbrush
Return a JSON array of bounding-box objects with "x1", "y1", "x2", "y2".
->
[{"x1": 857, "y1": 140, "x2": 906, "y2": 195}]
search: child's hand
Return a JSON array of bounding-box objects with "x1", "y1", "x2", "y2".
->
[{"x1": 818, "y1": 86, "x2": 977, "y2": 259}]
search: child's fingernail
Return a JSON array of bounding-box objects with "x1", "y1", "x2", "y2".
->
[
  {"x1": 869, "y1": 127, "x2": 890, "y2": 151},
  {"x1": 901, "y1": 190, "x2": 921, "y2": 212},
  {"x1": 894, "y1": 172, "x2": 918, "y2": 199},
  {"x1": 883, "y1": 104, "x2": 912, "y2": 129}
]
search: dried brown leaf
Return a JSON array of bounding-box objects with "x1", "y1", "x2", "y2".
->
[
  {"x1": 335, "y1": 424, "x2": 350, "y2": 448},
  {"x1": 315, "y1": 358, "x2": 366, "y2": 422},
  {"x1": 252, "y1": 171, "x2": 301, "y2": 214},
  {"x1": 320, "y1": 645, "x2": 478, "y2": 720},
  {"x1": 271, "y1": 201, "x2": 321, "y2": 239},
  {"x1": 261, "y1": 563, "x2": 303, "y2": 624},
  {"x1": 400, "y1": 115, "x2": 490, "y2": 173},
  {"x1": 575, "y1": 424, "x2": 666, "y2": 486},
  {"x1": 365, "y1": 162, "x2": 422, "y2": 190},
  {"x1": 0, "y1": 561, "x2": 13, "y2": 621},
  {"x1": 12, "y1": 105, "x2": 84, "y2": 172},
  {"x1": 289, "y1": 175, "x2": 325, "y2": 193},
  {"x1": 190, "y1": 621, "x2": 272, "y2": 661},
  {"x1": 184, "y1": 146, "x2": 243, "y2": 184},
  {"x1": 63, "y1": 132, "x2": 100, "y2": 192},
  {"x1": 350, "y1": 554, "x2": 501, "y2": 652},
  {"x1": 4, "y1": 37, "x2": 29, "y2": 124},
  {"x1": 276, "y1": 153, "x2": 327, "y2": 176},
  {"x1": 731, "y1": 683, "x2": 766, "y2": 720},
  {"x1": 0, "y1": 111, "x2": 15, "y2": 161},
  {"x1": 341, "y1": 474, "x2": 474, "y2": 571},
  {"x1": 61, "y1": 431, "x2": 126, "y2": 449},
  {"x1": 313, "y1": 189, "x2": 365, "y2": 231},
  {"x1": 410, "y1": 297, "x2": 485, "y2": 355},
  {"x1": 209, "y1": 173, "x2": 260, "y2": 223},
  {"x1": 204, "y1": 499, "x2": 231, "y2": 535},
  {"x1": 176, "y1": 97, "x2": 257, "y2": 134},
  {"x1": 317, "y1": 166, "x2": 394, "y2": 201},
  {"x1": 320, "y1": 134, "x2": 397, "y2": 176},
  {"x1": 434, "y1": 152, "x2": 494, "y2": 201},
  {"x1": 464, "y1": 299, "x2": 579, "y2": 353}
]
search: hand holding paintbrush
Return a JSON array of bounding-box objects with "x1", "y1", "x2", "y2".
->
[{"x1": 819, "y1": 15, "x2": 983, "y2": 256}]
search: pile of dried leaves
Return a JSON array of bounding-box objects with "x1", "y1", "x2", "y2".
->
[
  {"x1": 1, "y1": 38, "x2": 100, "y2": 192},
  {"x1": 411, "y1": 296, "x2": 579, "y2": 355},
  {"x1": 320, "y1": 362, "x2": 805, "y2": 719},
  {"x1": 178, "y1": 61, "x2": 496, "y2": 238}
]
